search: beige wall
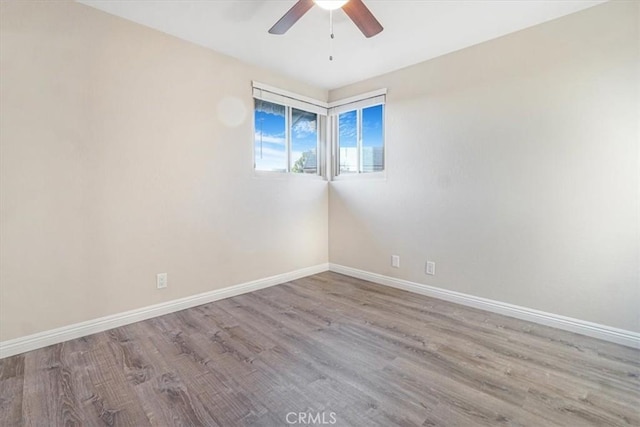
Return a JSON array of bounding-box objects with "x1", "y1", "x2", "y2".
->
[
  {"x1": 0, "y1": 1, "x2": 328, "y2": 341},
  {"x1": 1, "y1": 0, "x2": 638, "y2": 344},
  {"x1": 329, "y1": 1, "x2": 640, "y2": 332}
]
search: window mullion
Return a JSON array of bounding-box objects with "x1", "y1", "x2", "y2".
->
[
  {"x1": 357, "y1": 109, "x2": 362, "y2": 174},
  {"x1": 330, "y1": 115, "x2": 336, "y2": 179},
  {"x1": 317, "y1": 116, "x2": 322, "y2": 177},
  {"x1": 286, "y1": 107, "x2": 291, "y2": 172}
]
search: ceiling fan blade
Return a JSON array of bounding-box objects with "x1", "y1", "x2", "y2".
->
[
  {"x1": 268, "y1": 0, "x2": 315, "y2": 35},
  {"x1": 342, "y1": 0, "x2": 383, "y2": 38}
]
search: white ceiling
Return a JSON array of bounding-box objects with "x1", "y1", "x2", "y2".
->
[{"x1": 78, "y1": 0, "x2": 606, "y2": 90}]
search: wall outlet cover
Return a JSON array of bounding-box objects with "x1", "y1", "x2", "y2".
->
[
  {"x1": 391, "y1": 255, "x2": 400, "y2": 268},
  {"x1": 426, "y1": 261, "x2": 436, "y2": 275},
  {"x1": 157, "y1": 273, "x2": 168, "y2": 289}
]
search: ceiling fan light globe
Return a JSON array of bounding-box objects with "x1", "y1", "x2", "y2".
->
[{"x1": 314, "y1": 0, "x2": 348, "y2": 11}]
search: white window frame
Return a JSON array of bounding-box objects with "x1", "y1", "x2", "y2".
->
[
  {"x1": 251, "y1": 82, "x2": 386, "y2": 180},
  {"x1": 329, "y1": 88, "x2": 387, "y2": 180},
  {"x1": 252, "y1": 81, "x2": 327, "y2": 177}
]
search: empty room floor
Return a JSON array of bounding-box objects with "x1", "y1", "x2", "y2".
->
[{"x1": 0, "y1": 272, "x2": 638, "y2": 426}]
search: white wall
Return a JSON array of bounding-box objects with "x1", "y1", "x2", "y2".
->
[
  {"x1": 328, "y1": 1, "x2": 639, "y2": 332},
  {"x1": 0, "y1": 1, "x2": 328, "y2": 341}
]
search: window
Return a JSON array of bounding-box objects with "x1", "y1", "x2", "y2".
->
[
  {"x1": 361, "y1": 104, "x2": 384, "y2": 172},
  {"x1": 331, "y1": 89, "x2": 386, "y2": 177},
  {"x1": 338, "y1": 110, "x2": 357, "y2": 173},
  {"x1": 252, "y1": 82, "x2": 385, "y2": 178},
  {"x1": 290, "y1": 108, "x2": 318, "y2": 174},
  {"x1": 254, "y1": 100, "x2": 319, "y2": 174},
  {"x1": 253, "y1": 82, "x2": 325, "y2": 175},
  {"x1": 337, "y1": 105, "x2": 384, "y2": 174},
  {"x1": 254, "y1": 100, "x2": 287, "y2": 172}
]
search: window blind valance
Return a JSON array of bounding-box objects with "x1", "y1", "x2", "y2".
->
[
  {"x1": 251, "y1": 82, "x2": 386, "y2": 117},
  {"x1": 252, "y1": 81, "x2": 328, "y2": 116},
  {"x1": 327, "y1": 88, "x2": 387, "y2": 116}
]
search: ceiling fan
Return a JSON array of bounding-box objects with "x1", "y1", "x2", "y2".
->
[{"x1": 269, "y1": 0, "x2": 383, "y2": 38}]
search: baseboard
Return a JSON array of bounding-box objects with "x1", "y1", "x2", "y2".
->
[
  {"x1": 329, "y1": 263, "x2": 640, "y2": 349},
  {"x1": 0, "y1": 263, "x2": 330, "y2": 359},
  {"x1": 4, "y1": 262, "x2": 636, "y2": 358}
]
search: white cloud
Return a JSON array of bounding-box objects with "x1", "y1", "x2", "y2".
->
[
  {"x1": 254, "y1": 132, "x2": 285, "y2": 145},
  {"x1": 255, "y1": 145, "x2": 287, "y2": 171},
  {"x1": 293, "y1": 120, "x2": 316, "y2": 138},
  {"x1": 339, "y1": 113, "x2": 357, "y2": 141}
]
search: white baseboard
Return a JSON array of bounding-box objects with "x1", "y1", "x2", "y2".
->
[
  {"x1": 329, "y1": 263, "x2": 640, "y2": 349},
  {"x1": 4, "y1": 262, "x2": 637, "y2": 358},
  {"x1": 0, "y1": 263, "x2": 329, "y2": 359}
]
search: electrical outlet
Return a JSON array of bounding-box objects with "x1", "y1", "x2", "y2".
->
[
  {"x1": 426, "y1": 261, "x2": 435, "y2": 275},
  {"x1": 391, "y1": 255, "x2": 400, "y2": 268},
  {"x1": 157, "y1": 273, "x2": 168, "y2": 289}
]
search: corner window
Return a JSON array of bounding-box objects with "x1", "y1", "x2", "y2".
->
[
  {"x1": 252, "y1": 82, "x2": 386, "y2": 178},
  {"x1": 331, "y1": 89, "x2": 386, "y2": 177}
]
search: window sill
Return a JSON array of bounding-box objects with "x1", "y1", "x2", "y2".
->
[
  {"x1": 331, "y1": 171, "x2": 386, "y2": 182},
  {"x1": 253, "y1": 170, "x2": 327, "y2": 181}
]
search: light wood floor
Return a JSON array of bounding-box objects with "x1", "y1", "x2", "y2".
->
[{"x1": 1, "y1": 272, "x2": 638, "y2": 426}]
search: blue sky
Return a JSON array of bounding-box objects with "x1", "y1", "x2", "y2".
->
[
  {"x1": 339, "y1": 104, "x2": 384, "y2": 148},
  {"x1": 291, "y1": 108, "x2": 317, "y2": 164},
  {"x1": 339, "y1": 110, "x2": 357, "y2": 148},
  {"x1": 339, "y1": 104, "x2": 384, "y2": 172},
  {"x1": 254, "y1": 101, "x2": 286, "y2": 171},
  {"x1": 254, "y1": 101, "x2": 317, "y2": 171},
  {"x1": 362, "y1": 104, "x2": 384, "y2": 148}
]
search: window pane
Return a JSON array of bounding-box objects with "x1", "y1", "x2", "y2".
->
[
  {"x1": 338, "y1": 110, "x2": 357, "y2": 173},
  {"x1": 361, "y1": 104, "x2": 384, "y2": 172},
  {"x1": 290, "y1": 108, "x2": 318, "y2": 174},
  {"x1": 254, "y1": 99, "x2": 286, "y2": 172}
]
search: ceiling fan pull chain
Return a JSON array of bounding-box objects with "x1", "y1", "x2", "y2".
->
[{"x1": 329, "y1": 9, "x2": 334, "y2": 61}]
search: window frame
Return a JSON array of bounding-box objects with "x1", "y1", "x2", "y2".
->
[
  {"x1": 330, "y1": 89, "x2": 387, "y2": 180},
  {"x1": 289, "y1": 106, "x2": 322, "y2": 175},
  {"x1": 251, "y1": 82, "x2": 386, "y2": 180},
  {"x1": 252, "y1": 82, "x2": 326, "y2": 177}
]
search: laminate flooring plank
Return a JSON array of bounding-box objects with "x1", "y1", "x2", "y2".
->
[
  {"x1": 79, "y1": 334, "x2": 152, "y2": 426},
  {"x1": 0, "y1": 355, "x2": 24, "y2": 426},
  {"x1": 387, "y1": 354, "x2": 569, "y2": 427},
  {"x1": 140, "y1": 318, "x2": 267, "y2": 424},
  {"x1": 103, "y1": 327, "x2": 154, "y2": 387},
  {"x1": 21, "y1": 344, "x2": 85, "y2": 427},
  {"x1": 0, "y1": 377, "x2": 23, "y2": 427},
  {"x1": 0, "y1": 353, "x2": 24, "y2": 380},
  {"x1": 61, "y1": 337, "x2": 111, "y2": 427}
]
